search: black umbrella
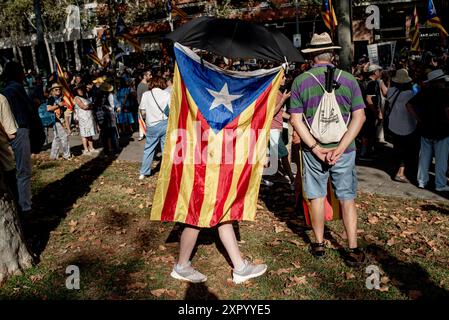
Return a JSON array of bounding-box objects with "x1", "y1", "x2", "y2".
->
[{"x1": 166, "y1": 16, "x2": 304, "y2": 63}]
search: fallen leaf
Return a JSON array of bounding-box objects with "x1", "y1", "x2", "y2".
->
[
  {"x1": 159, "y1": 245, "x2": 166, "y2": 251},
  {"x1": 268, "y1": 239, "x2": 282, "y2": 246},
  {"x1": 402, "y1": 248, "x2": 412, "y2": 254},
  {"x1": 127, "y1": 282, "x2": 147, "y2": 290},
  {"x1": 368, "y1": 215, "x2": 379, "y2": 225},
  {"x1": 387, "y1": 238, "x2": 396, "y2": 246},
  {"x1": 345, "y1": 272, "x2": 356, "y2": 280},
  {"x1": 274, "y1": 225, "x2": 285, "y2": 233},
  {"x1": 283, "y1": 288, "x2": 292, "y2": 295},
  {"x1": 30, "y1": 274, "x2": 44, "y2": 283},
  {"x1": 381, "y1": 276, "x2": 390, "y2": 284},
  {"x1": 378, "y1": 285, "x2": 389, "y2": 292},
  {"x1": 269, "y1": 268, "x2": 292, "y2": 276},
  {"x1": 138, "y1": 204, "x2": 144, "y2": 209},
  {"x1": 253, "y1": 259, "x2": 264, "y2": 264},
  {"x1": 151, "y1": 288, "x2": 167, "y2": 297},
  {"x1": 68, "y1": 220, "x2": 78, "y2": 227},
  {"x1": 288, "y1": 239, "x2": 303, "y2": 247},
  {"x1": 291, "y1": 261, "x2": 301, "y2": 269},
  {"x1": 125, "y1": 188, "x2": 134, "y2": 194},
  {"x1": 286, "y1": 275, "x2": 307, "y2": 287}
]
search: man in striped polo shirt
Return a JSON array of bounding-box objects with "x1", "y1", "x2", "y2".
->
[{"x1": 289, "y1": 33, "x2": 367, "y2": 266}]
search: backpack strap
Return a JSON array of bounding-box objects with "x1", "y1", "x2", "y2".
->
[
  {"x1": 335, "y1": 69, "x2": 343, "y2": 81},
  {"x1": 304, "y1": 71, "x2": 326, "y2": 92}
]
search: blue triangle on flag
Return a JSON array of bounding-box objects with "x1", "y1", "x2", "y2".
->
[{"x1": 174, "y1": 47, "x2": 278, "y2": 133}]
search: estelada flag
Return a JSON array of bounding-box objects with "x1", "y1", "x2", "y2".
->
[
  {"x1": 150, "y1": 43, "x2": 284, "y2": 228},
  {"x1": 322, "y1": 0, "x2": 338, "y2": 31},
  {"x1": 426, "y1": 0, "x2": 448, "y2": 37},
  {"x1": 55, "y1": 58, "x2": 75, "y2": 111}
]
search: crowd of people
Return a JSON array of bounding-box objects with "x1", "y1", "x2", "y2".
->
[{"x1": 0, "y1": 32, "x2": 448, "y2": 284}]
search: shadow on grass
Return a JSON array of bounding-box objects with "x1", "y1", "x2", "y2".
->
[
  {"x1": 24, "y1": 131, "x2": 134, "y2": 259},
  {"x1": 23, "y1": 155, "x2": 116, "y2": 260},
  {"x1": 184, "y1": 283, "x2": 219, "y2": 300},
  {"x1": 366, "y1": 244, "x2": 449, "y2": 299},
  {"x1": 420, "y1": 204, "x2": 449, "y2": 216}
]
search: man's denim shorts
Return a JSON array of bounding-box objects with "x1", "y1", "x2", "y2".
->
[{"x1": 302, "y1": 150, "x2": 357, "y2": 200}]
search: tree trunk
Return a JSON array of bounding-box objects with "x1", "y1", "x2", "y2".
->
[
  {"x1": 45, "y1": 37, "x2": 54, "y2": 73},
  {"x1": 0, "y1": 172, "x2": 34, "y2": 285},
  {"x1": 34, "y1": 0, "x2": 48, "y2": 76},
  {"x1": 336, "y1": 0, "x2": 353, "y2": 72},
  {"x1": 31, "y1": 45, "x2": 40, "y2": 74}
]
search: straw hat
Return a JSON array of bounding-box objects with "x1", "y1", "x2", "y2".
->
[
  {"x1": 423, "y1": 69, "x2": 449, "y2": 83},
  {"x1": 49, "y1": 82, "x2": 63, "y2": 91},
  {"x1": 99, "y1": 82, "x2": 114, "y2": 92},
  {"x1": 392, "y1": 68, "x2": 412, "y2": 84},
  {"x1": 93, "y1": 76, "x2": 107, "y2": 85},
  {"x1": 367, "y1": 64, "x2": 382, "y2": 73},
  {"x1": 301, "y1": 32, "x2": 341, "y2": 53}
]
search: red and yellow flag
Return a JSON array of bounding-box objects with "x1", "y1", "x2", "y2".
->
[
  {"x1": 150, "y1": 43, "x2": 284, "y2": 228},
  {"x1": 410, "y1": 6, "x2": 420, "y2": 51},
  {"x1": 55, "y1": 58, "x2": 75, "y2": 110},
  {"x1": 322, "y1": 0, "x2": 338, "y2": 31}
]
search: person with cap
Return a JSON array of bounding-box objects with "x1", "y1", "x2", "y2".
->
[
  {"x1": 360, "y1": 63, "x2": 383, "y2": 160},
  {"x1": 46, "y1": 82, "x2": 72, "y2": 161},
  {"x1": 406, "y1": 69, "x2": 449, "y2": 192},
  {"x1": 289, "y1": 32, "x2": 367, "y2": 266},
  {"x1": 385, "y1": 69, "x2": 418, "y2": 183}
]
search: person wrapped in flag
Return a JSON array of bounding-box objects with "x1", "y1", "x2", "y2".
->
[{"x1": 150, "y1": 43, "x2": 286, "y2": 283}]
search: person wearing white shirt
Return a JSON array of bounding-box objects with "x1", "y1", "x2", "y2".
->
[{"x1": 138, "y1": 76, "x2": 170, "y2": 179}]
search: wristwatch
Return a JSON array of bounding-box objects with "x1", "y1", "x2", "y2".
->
[{"x1": 310, "y1": 142, "x2": 319, "y2": 151}]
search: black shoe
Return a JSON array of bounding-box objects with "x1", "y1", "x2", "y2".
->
[
  {"x1": 309, "y1": 242, "x2": 326, "y2": 259},
  {"x1": 344, "y1": 247, "x2": 366, "y2": 267}
]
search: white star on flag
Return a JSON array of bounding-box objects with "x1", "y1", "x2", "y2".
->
[{"x1": 206, "y1": 83, "x2": 243, "y2": 113}]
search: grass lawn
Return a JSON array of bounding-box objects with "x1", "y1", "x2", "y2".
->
[{"x1": 1, "y1": 154, "x2": 448, "y2": 300}]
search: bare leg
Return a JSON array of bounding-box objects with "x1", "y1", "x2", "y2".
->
[
  {"x1": 340, "y1": 200, "x2": 358, "y2": 249},
  {"x1": 396, "y1": 165, "x2": 405, "y2": 177},
  {"x1": 87, "y1": 137, "x2": 94, "y2": 151},
  {"x1": 218, "y1": 222, "x2": 245, "y2": 270},
  {"x1": 309, "y1": 197, "x2": 326, "y2": 243},
  {"x1": 81, "y1": 137, "x2": 88, "y2": 152},
  {"x1": 177, "y1": 226, "x2": 200, "y2": 266}
]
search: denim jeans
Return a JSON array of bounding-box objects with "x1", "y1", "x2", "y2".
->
[
  {"x1": 140, "y1": 120, "x2": 167, "y2": 176},
  {"x1": 417, "y1": 136, "x2": 449, "y2": 189},
  {"x1": 50, "y1": 122, "x2": 71, "y2": 159},
  {"x1": 10, "y1": 128, "x2": 32, "y2": 211}
]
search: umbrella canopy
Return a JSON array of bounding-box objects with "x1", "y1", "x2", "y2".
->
[{"x1": 166, "y1": 16, "x2": 304, "y2": 63}]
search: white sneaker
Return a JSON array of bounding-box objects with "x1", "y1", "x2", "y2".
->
[
  {"x1": 436, "y1": 185, "x2": 449, "y2": 192},
  {"x1": 170, "y1": 262, "x2": 207, "y2": 283},
  {"x1": 138, "y1": 175, "x2": 145, "y2": 180},
  {"x1": 232, "y1": 259, "x2": 267, "y2": 284},
  {"x1": 418, "y1": 183, "x2": 425, "y2": 189}
]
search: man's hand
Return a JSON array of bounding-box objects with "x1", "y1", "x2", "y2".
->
[
  {"x1": 312, "y1": 146, "x2": 335, "y2": 163},
  {"x1": 326, "y1": 146, "x2": 345, "y2": 166}
]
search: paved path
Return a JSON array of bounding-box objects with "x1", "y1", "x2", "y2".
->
[{"x1": 45, "y1": 128, "x2": 448, "y2": 202}]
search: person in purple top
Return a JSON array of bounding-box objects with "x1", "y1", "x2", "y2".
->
[{"x1": 289, "y1": 33, "x2": 367, "y2": 266}]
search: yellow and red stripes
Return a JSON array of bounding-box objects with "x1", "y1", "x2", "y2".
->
[{"x1": 150, "y1": 65, "x2": 284, "y2": 228}]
